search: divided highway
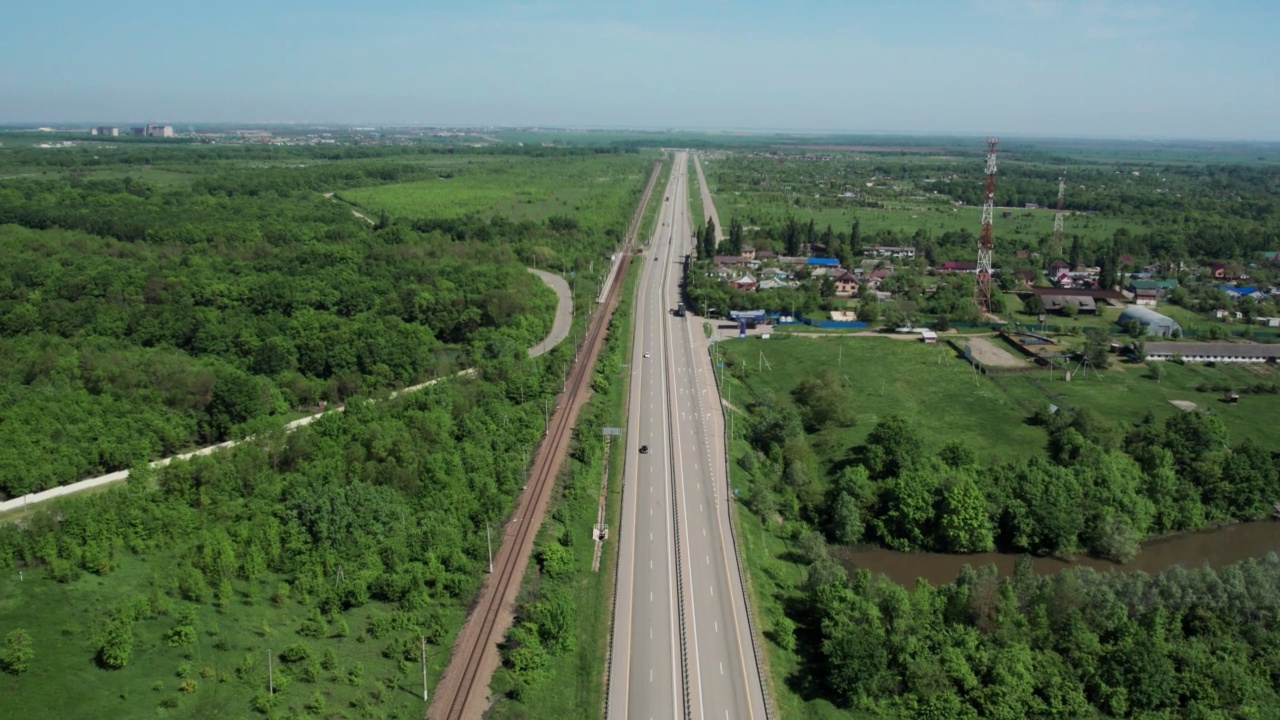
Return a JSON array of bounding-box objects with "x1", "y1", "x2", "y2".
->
[{"x1": 608, "y1": 152, "x2": 768, "y2": 720}]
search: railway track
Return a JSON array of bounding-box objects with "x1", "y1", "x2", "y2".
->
[
  {"x1": 437, "y1": 258, "x2": 626, "y2": 720},
  {"x1": 427, "y1": 159, "x2": 661, "y2": 720}
]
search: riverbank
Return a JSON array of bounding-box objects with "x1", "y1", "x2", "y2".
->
[{"x1": 836, "y1": 519, "x2": 1280, "y2": 586}]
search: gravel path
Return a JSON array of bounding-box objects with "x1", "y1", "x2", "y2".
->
[{"x1": 526, "y1": 268, "x2": 573, "y2": 357}]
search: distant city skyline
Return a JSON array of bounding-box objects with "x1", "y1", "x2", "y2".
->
[{"x1": 2, "y1": 0, "x2": 1278, "y2": 141}]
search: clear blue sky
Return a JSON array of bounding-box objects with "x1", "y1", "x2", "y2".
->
[{"x1": 2, "y1": 0, "x2": 1277, "y2": 140}]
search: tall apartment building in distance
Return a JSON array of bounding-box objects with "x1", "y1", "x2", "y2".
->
[
  {"x1": 89, "y1": 126, "x2": 119, "y2": 136},
  {"x1": 130, "y1": 125, "x2": 174, "y2": 138}
]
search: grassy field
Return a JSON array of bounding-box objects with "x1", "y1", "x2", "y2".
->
[
  {"x1": 635, "y1": 156, "x2": 672, "y2": 245},
  {"x1": 688, "y1": 155, "x2": 706, "y2": 233},
  {"x1": 338, "y1": 154, "x2": 650, "y2": 233},
  {"x1": 717, "y1": 335, "x2": 1043, "y2": 465},
  {"x1": 710, "y1": 190, "x2": 1145, "y2": 253},
  {"x1": 0, "y1": 552, "x2": 461, "y2": 719},
  {"x1": 717, "y1": 333, "x2": 1280, "y2": 460}
]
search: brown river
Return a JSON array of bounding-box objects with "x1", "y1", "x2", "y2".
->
[{"x1": 835, "y1": 521, "x2": 1280, "y2": 586}]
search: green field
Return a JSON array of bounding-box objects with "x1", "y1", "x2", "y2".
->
[
  {"x1": 717, "y1": 335, "x2": 1043, "y2": 465},
  {"x1": 0, "y1": 548, "x2": 462, "y2": 719},
  {"x1": 338, "y1": 154, "x2": 650, "y2": 232},
  {"x1": 717, "y1": 334, "x2": 1280, "y2": 460},
  {"x1": 709, "y1": 188, "x2": 1145, "y2": 253}
]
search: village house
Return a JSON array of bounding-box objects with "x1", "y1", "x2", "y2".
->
[
  {"x1": 729, "y1": 273, "x2": 757, "y2": 291},
  {"x1": 1011, "y1": 270, "x2": 1038, "y2": 288},
  {"x1": 861, "y1": 245, "x2": 916, "y2": 259},
  {"x1": 934, "y1": 260, "x2": 978, "y2": 274},
  {"x1": 740, "y1": 247, "x2": 757, "y2": 260},
  {"x1": 834, "y1": 270, "x2": 860, "y2": 296}
]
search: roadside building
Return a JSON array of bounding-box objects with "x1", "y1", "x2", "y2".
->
[
  {"x1": 1129, "y1": 278, "x2": 1179, "y2": 296},
  {"x1": 861, "y1": 245, "x2": 916, "y2": 259},
  {"x1": 1134, "y1": 288, "x2": 1160, "y2": 306},
  {"x1": 1118, "y1": 306, "x2": 1181, "y2": 338},
  {"x1": 1145, "y1": 342, "x2": 1280, "y2": 363},
  {"x1": 1042, "y1": 295, "x2": 1097, "y2": 314},
  {"x1": 934, "y1": 260, "x2": 978, "y2": 273}
]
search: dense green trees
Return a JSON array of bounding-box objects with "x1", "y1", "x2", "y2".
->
[
  {"x1": 0, "y1": 365, "x2": 561, "y2": 653},
  {"x1": 0, "y1": 143, "x2": 614, "y2": 496},
  {"x1": 799, "y1": 551, "x2": 1280, "y2": 718},
  {"x1": 740, "y1": 390, "x2": 1280, "y2": 561}
]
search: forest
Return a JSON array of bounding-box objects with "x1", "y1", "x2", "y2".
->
[
  {"x1": 0, "y1": 143, "x2": 646, "y2": 497},
  {"x1": 728, "y1": 345, "x2": 1280, "y2": 717},
  {"x1": 0, "y1": 364, "x2": 564, "y2": 718},
  {"x1": 0, "y1": 137, "x2": 645, "y2": 717}
]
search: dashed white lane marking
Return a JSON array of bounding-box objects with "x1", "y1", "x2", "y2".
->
[
  {"x1": 720, "y1": 662, "x2": 724, "y2": 675},
  {"x1": 709, "y1": 585, "x2": 713, "y2": 597},
  {"x1": 650, "y1": 591, "x2": 653, "y2": 602},
  {"x1": 715, "y1": 621, "x2": 719, "y2": 633}
]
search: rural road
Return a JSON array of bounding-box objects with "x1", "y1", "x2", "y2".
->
[
  {"x1": 0, "y1": 269, "x2": 573, "y2": 517},
  {"x1": 323, "y1": 191, "x2": 375, "y2": 225},
  {"x1": 608, "y1": 151, "x2": 768, "y2": 720},
  {"x1": 693, "y1": 153, "x2": 723, "y2": 246},
  {"x1": 526, "y1": 268, "x2": 572, "y2": 357}
]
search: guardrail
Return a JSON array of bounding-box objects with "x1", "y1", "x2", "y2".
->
[
  {"x1": 712, "y1": 354, "x2": 777, "y2": 720},
  {"x1": 669, "y1": 439, "x2": 693, "y2": 720}
]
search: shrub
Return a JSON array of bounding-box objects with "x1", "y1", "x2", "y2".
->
[{"x1": 1, "y1": 629, "x2": 34, "y2": 675}]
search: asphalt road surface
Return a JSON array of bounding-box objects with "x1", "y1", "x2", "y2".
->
[
  {"x1": 526, "y1": 267, "x2": 573, "y2": 358},
  {"x1": 608, "y1": 152, "x2": 767, "y2": 720}
]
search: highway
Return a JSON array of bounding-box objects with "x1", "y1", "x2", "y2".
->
[{"x1": 608, "y1": 151, "x2": 768, "y2": 720}]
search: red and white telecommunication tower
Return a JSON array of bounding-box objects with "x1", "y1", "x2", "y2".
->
[
  {"x1": 1052, "y1": 168, "x2": 1066, "y2": 249},
  {"x1": 975, "y1": 137, "x2": 998, "y2": 314}
]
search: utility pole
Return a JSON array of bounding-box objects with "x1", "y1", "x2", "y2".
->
[
  {"x1": 421, "y1": 636, "x2": 428, "y2": 701},
  {"x1": 486, "y1": 524, "x2": 494, "y2": 574}
]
